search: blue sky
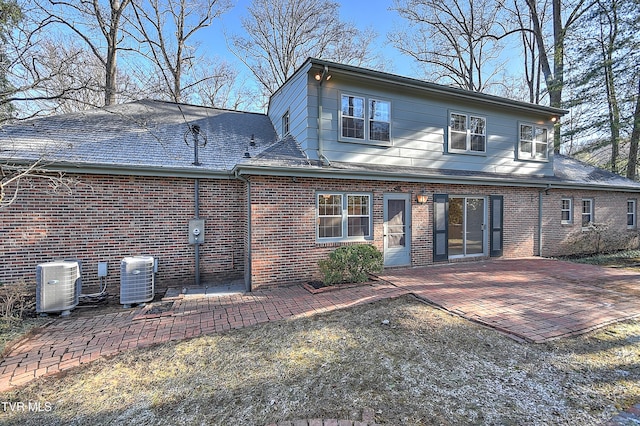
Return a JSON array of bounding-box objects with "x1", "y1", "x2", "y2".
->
[{"x1": 200, "y1": 0, "x2": 417, "y2": 78}]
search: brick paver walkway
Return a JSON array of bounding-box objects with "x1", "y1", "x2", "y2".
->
[
  {"x1": 1, "y1": 258, "x2": 639, "y2": 424},
  {"x1": 0, "y1": 280, "x2": 405, "y2": 392}
]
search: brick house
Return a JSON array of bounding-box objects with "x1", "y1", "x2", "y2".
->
[{"x1": 2, "y1": 58, "x2": 640, "y2": 294}]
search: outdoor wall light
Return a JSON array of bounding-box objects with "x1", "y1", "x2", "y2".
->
[
  {"x1": 315, "y1": 66, "x2": 331, "y2": 82},
  {"x1": 416, "y1": 191, "x2": 429, "y2": 204}
]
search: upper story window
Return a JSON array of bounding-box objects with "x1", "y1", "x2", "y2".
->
[
  {"x1": 369, "y1": 99, "x2": 390, "y2": 141},
  {"x1": 448, "y1": 112, "x2": 486, "y2": 154},
  {"x1": 341, "y1": 95, "x2": 365, "y2": 139},
  {"x1": 281, "y1": 110, "x2": 290, "y2": 136},
  {"x1": 340, "y1": 94, "x2": 391, "y2": 145},
  {"x1": 519, "y1": 123, "x2": 549, "y2": 160}
]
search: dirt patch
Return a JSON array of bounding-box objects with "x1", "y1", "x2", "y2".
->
[{"x1": 0, "y1": 295, "x2": 638, "y2": 426}]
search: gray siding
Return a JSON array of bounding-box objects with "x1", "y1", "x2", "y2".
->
[
  {"x1": 268, "y1": 62, "x2": 315, "y2": 156},
  {"x1": 270, "y1": 65, "x2": 557, "y2": 177},
  {"x1": 316, "y1": 75, "x2": 556, "y2": 176}
]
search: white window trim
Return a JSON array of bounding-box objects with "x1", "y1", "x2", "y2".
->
[
  {"x1": 317, "y1": 192, "x2": 373, "y2": 242},
  {"x1": 368, "y1": 98, "x2": 391, "y2": 142},
  {"x1": 561, "y1": 198, "x2": 573, "y2": 224},
  {"x1": 339, "y1": 92, "x2": 392, "y2": 146},
  {"x1": 581, "y1": 198, "x2": 594, "y2": 229},
  {"x1": 281, "y1": 110, "x2": 290, "y2": 137},
  {"x1": 628, "y1": 199, "x2": 637, "y2": 229},
  {"x1": 518, "y1": 122, "x2": 550, "y2": 161},
  {"x1": 447, "y1": 111, "x2": 486, "y2": 154}
]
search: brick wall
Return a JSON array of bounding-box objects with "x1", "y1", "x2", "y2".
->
[
  {"x1": 4, "y1": 172, "x2": 638, "y2": 293},
  {"x1": 0, "y1": 174, "x2": 245, "y2": 295},
  {"x1": 248, "y1": 176, "x2": 545, "y2": 288},
  {"x1": 541, "y1": 189, "x2": 640, "y2": 257}
]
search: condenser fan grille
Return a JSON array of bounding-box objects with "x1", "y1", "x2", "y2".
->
[{"x1": 120, "y1": 256, "x2": 155, "y2": 305}]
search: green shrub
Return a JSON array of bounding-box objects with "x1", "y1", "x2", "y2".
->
[{"x1": 318, "y1": 244, "x2": 383, "y2": 285}]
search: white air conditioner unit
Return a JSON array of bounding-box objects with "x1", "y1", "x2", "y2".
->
[
  {"x1": 120, "y1": 256, "x2": 155, "y2": 307},
  {"x1": 36, "y1": 261, "x2": 81, "y2": 316}
]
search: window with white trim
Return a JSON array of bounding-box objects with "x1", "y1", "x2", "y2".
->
[
  {"x1": 448, "y1": 112, "x2": 486, "y2": 153},
  {"x1": 317, "y1": 193, "x2": 372, "y2": 241},
  {"x1": 340, "y1": 94, "x2": 391, "y2": 144},
  {"x1": 627, "y1": 199, "x2": 636, "y2": 229},
  {"x1": 341, "y1": 95, "x2": 365, "y2": 140},
  {"x1": 582, "y1": 199, "x2": 594, "y2": 227},
  {"x1": 281, "y1": 110, "x2": 290, "y2": 136},
  {"x1": 519, "y1": 123, "x2": 549, "y2": 160},
  {"x1": 561, "y1": 198, "x2": 572, "y2": 224}
]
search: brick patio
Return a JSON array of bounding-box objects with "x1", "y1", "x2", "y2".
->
[
  {"x1": 1, "y1": 257, "x2": 639, "y2": 396},
  {"x1": 379, "y1": 258, "x2": 640, "y2": 343}
]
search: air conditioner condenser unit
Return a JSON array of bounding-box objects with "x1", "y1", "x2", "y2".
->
[
  {"x1": 120, "y1": 256, "x2": 155, "y2": 307},
  {"x1": 36, "y1": 261, "x2": 81, "y2": 316}
]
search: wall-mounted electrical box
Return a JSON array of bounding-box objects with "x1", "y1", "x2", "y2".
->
[
  {"x1": 98, "y1": 262, "x2": 108, "y2": 277},
  {"x1": 189, "y1": 219, "x2": 205, "y2": 244}
]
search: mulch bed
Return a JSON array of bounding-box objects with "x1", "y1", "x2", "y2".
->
[{"x1": 302, "y1": 279, "x2": 378, "y2": 294}]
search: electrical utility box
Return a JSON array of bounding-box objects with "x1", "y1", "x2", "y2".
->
[{"x1": 189, "y1": 219, "x2": 205, "y2": 244}]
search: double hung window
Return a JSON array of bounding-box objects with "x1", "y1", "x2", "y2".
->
[
  {"x1": 561, "y1": 198, "x2": 572, "y2": 224},
  {"x1": 281, "y1": 110, "x2": 290, "y2": 136},
  {"x1": 582, "y1": 199, "x2": 594, "y2": 227},
  {"x1": 519, "y1": 124, "x2": 549, "y2": 160},
  {"x1": 449, "y1": 112, "x2": 486, "y2": 153},
  {"x1": 340, "y1": 94, "x2": 391, "y2": 144},
  {"x1": 628, "y1": 200, "x2": 637, "y2": 229},
  {"x1": 317, "y1": 193, "x2": 372, "y2": 241}
]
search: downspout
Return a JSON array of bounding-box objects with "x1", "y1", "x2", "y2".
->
[
  {"x1": 538, "y1": 184, "x2": 551, "y2": 256},
  {"x1": 316, "y1": 65, "x2": 331, "y2": 166},
  {"x1": 194, "y1": 178, "x2": 200, "y2": 286},
  {"x1": 235, "y1": 171, "x2": 252, "y2": 292}
]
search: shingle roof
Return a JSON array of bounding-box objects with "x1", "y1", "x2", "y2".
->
[
  {"x1": 2, "y1": 99, "x2": 638, "y2": 192},
  {"x1": 0, "y1": 99, "x2": 279, "y2": 173},
  {"x1": 553, "y1": 154, "x2": 640, "y2": 189}
]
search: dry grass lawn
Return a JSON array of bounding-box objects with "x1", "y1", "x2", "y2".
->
[{"x1": 0, "y1": 294, "x2": 638, "y2": 425}]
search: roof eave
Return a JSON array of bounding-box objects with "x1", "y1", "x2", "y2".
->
[
  {"x1": 10, "y1": 159, "x2": 235, "y2": 179},
  {"x1": 236, "y1": 163, "x2": 556, "y2": 188},
  {"x1": 305, "y1": 58, "x2": 568, "y2": 117}
]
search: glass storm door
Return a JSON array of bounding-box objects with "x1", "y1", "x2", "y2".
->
[
  {"x1": 383, "y1": 194, "x2": 411, "y2": 266},
  {"x1": 448, "y1": 197, "x2": 486, "y2": 257}
]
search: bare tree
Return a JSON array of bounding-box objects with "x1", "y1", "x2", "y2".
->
[
  {"x1": 0, "y1": 0, "x2": 22, "y2": 121},
  {"x1": 524, "y1": 0, "x2": 596, "y2": 152},
  {"x1": 230, "y1": 0, "x2": 380, "y2": 99},
  {"x1": 507, "y1": 0, "x2": 548, "y2": 104},
  {"x1": 129, "y1": 0, "x2": 231, "y2": 104},
  {"x1": 193, "y1": 59, "x2": 255, "y2": 110},
  {"x1": 1, "y1": 5, "x2": 109, "y2": 121},
  {"x1": 43, "y1": 0, "x2": 133, "y2": 106},
  {"x1": 390, "y1": 0, "x2": 507, "y2": 92},
  {"x1": 629, "y1": 77, "x2": 640, "y2": 180}
]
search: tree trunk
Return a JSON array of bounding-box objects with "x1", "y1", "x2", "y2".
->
[
  {"x1": 104, "y1": 38, "x2": 117, "y2": 106},
  {"x1": 627, "y1": 76, "x2": 640, "y2": 181}
]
